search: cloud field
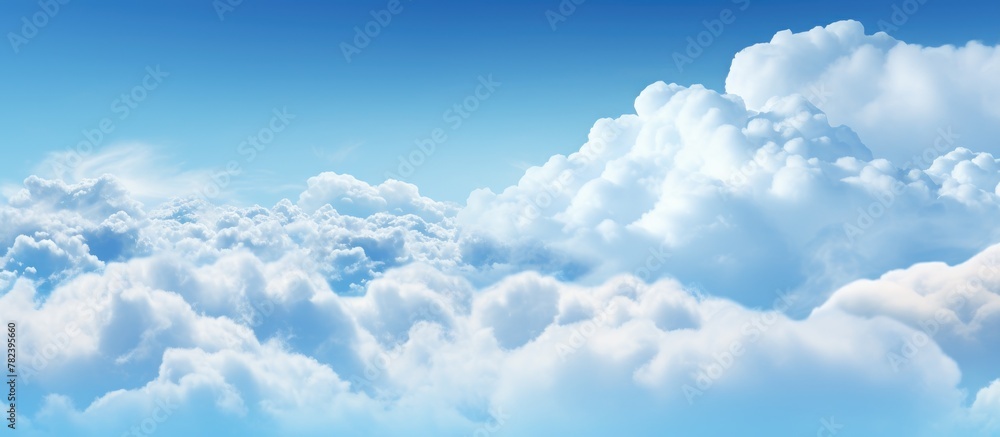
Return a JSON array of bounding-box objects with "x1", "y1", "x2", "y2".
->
[{"x1": 3, "y1": 21, "x2": 1000, "y2": 436}]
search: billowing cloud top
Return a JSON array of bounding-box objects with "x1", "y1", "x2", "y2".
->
[
  {"x1": 727, "y1": 20, "x2": 1000, "y2": 164},
  {"x1": 459, "y1": 80, "x2": 1000, "y2": 307},
  {"x1": 3, "y1": 20, "x2": 1000, "y2": 436}
]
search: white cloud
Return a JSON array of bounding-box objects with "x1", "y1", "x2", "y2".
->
[
  {"x1": 726, "y1": 20, "x2": 1000, "y2": 164},
  {"x1": 1, "y1": 179, "x2": 994, "y2": 434},
  {"x1": 458, "y1": 82, "x2": 1000, "y2": 306},
  {"x1": 816, "y1": 242, "x2": 1000, "y2": 392},
  {"x1": 37, "y1": 143, "x2": 213, "y2": 205},
  {"x1": 970, "y1": 379, "x2": 1000, "y2": 432},
  {"x1": 9, "y1": 257, "x2": 994, "y2": 435},
  {"x1": 298, "y1": 172, "x2": 458, "y2": 222}
]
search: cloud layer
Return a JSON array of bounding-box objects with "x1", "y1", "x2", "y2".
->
[
  {"x1": 3, "y1": 20, "x2": 1000, "y2": 436},
  {"x1": 727, "y1": 20, "x2": 1000, "y2": 164},
  {"x1": 458, "y1": 81, "x2": 1000, "y2": 307}
]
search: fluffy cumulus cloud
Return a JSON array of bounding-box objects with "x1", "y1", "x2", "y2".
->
[
  {"x1": 458, "y1": 81, "x2": 1000, "y2": 307},
  {"x1": 726, "y1": 20, "x2": 1000, "y2": 164},
  {"x1": 4, "y1": 246, "x2": 999, "y2": 435},
  {"x1": 4, "y1": 21, "x2": 1000, "y2": 436},
  {"x1": 816, "y1": 243, "x2": 1000, "y2": 394}
]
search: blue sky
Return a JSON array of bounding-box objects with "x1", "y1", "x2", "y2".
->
[
  {"x1": 5, "y1": 1, "x2": 1000, "y2": 436},
  {"x1": 2, "y1": 0, "x2": 996, "y2": 203}
]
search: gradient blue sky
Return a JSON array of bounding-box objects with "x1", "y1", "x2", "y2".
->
[{"x1": 1, "y1": 0, "x2": 996, "y2": 204}]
